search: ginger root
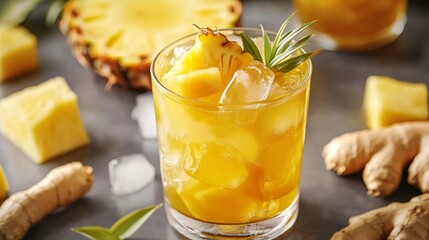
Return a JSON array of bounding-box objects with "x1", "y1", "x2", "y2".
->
[
  {"x1": 332, "y1": 193, "x2": 429, "y2": 240},
  {"x1": 0, "y1": 162, "x2": 93, "y2": 240},
  {"x1": 323, "y1": 122, "x2": 429, "y2": 197}
]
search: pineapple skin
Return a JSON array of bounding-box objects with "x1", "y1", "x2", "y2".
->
[
  {"x1": 363, "y1": 76, "x2": 428, "y2": 129},
  {"x1": 58, "y1": 0, "x2": 242, "y2": 90},
  {"x1": 0, "y1": 77, "x2": 90, "y2": 163},
  {"x1": 0, "y1": 25, "x2": 38, "y2": 82}
]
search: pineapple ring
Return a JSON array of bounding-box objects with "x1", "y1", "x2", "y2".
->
[{"x1": 60, "y1": 0, "x2": 242, "y2": 89}]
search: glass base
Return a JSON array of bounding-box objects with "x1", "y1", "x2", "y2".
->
[
  {"x1": 312, "y1": 16, "x2": 407, "y2": 52},
  {"x1": 165, "y1": 196, "x2": 299, "y2": 239}
]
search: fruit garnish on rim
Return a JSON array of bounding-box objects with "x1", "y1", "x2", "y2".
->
[{"x1": 161, "y1": 13, "x2": 319, "y2": 104}]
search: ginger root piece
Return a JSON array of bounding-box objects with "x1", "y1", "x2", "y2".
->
[
  {"x1": 0, "y1": 162, "x2": 93, "y2": 240},
  {"x1": 331, "y1": 193, "x2": 429, "y2": 240},
  {"x1": 323, "y1": 122, "x2": 429, "y2": 197}
]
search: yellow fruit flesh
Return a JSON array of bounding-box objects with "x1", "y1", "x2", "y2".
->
[
  {"x1": 155, "y1": 87, "x2": 309, "y2": 223},
  {"x1": 154, "y1": 31, "x2": 311, "y2": 224},
  {"x1": 0, "y1": 165, "x2": 8, "y2": 201},
  {"x1": 167, "y1": 67, "x2": 222, "y2": 98},
  {"x1": 164, "y1": 32, "x2": 254, "y2": 87},
  {"x1": 0, "y1": 77, "x2": 90, "y2": 163},
  {"x1": 0, "y1": 25, "x2": 38, "y2": 82},
  {"x1": 363, "y1": 76, "x2": 428, "y2": 129},
  {"x1": 155, "y1": 72, "x2": 309, "y2": 224},
  {"x1": 63, "y1": 0, "x2": 242, "y2": 67}
]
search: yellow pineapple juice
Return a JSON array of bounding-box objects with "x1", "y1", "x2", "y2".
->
[
  {"x1": 151, "y1": 29, "x2": 311, "y2": 238},
  {"x1": 294, "y1": 0, "x2": 407, "y2": 51}
]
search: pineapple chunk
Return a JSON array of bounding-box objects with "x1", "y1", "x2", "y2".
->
[
  {"x1": 178, "y1": 181, "x2": 261, "y2": 223},
  {"x1": 0, "y1": 164, "x2": 8, "y2": 201},
  {"x1": 184, "y1": 142, "x2": 249, "y2": 189},
  {"x1": 165, "y1": 29, "x2": 254, "y2": 88},
  {"x1": 221, "y1": 130, "x2": 260, "y2": 163},
  {"x1": 363, "y1": 76, "x2": 428, "y2": 129},
  {"x1": 0, "y1": 25, "x2": 38, "y2": 82},
  {"x1": 0, "y1": 77, "x2": 90, "y2": 163},
  {"x1": 167, "y1": 67, "x2": 221, "y2": 99}
]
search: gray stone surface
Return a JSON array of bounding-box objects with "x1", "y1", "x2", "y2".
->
[{"x1": 0, "y1": 0, "x2": 428, "y2": 239}]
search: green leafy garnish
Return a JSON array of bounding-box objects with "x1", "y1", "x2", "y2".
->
[
  {"x1": 0, "y1": 0, "x2": 66, "y2": 26},
  {"x1": 72, "y1": 203, "x2": 162, "y2": 240},
  {"x1": 241, "y1": 12, "x2": 320, "y2": 73}
]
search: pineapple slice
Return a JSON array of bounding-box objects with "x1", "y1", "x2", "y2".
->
[
  {"x1": 59, "y1": 0, "x2": 242, "y2": 89},
  {"x1": 0, "y1": 25, "x2": 38, "y2": 82},
  {"x1": 363, "y1": 76, "x2": 428, "y2": 129},
  {"x1": 0, "y1": 77, "x2": 90, "y2": 163}
]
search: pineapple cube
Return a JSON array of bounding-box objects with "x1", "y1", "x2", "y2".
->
[
  {"x1": 363, "y1": 76, "x2": 428, "y2": 129},
  {"x1": 0, "y1": 77, "x2": 90, "y2": 163},
  {"x1": 0, "y1": 25, "x2": 38, "y2": 82}
]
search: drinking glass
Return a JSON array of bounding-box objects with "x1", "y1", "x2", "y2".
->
[
  {"x1": 293, "y1": 0, "x2": 408, "y2": 51},
  {"x1": 151, "y1": 28, "x2": 312, "y2": 239}
]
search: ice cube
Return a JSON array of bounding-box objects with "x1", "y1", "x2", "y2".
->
[
  {"x1": 220, "y1": 61, "x2": 275, "y2": 104},
  {"x1": 268, "y1": 66, "x2": 307, "y2": 100},
  {"x1": 173, "y1": 45, "x2": 192, "y2": 63},
  {"x1": 109, "y1": 154, "x2": 156, "y2": 195},
  {"x1": 132, "y1": 93, "x2": 157, "y2": 139}
]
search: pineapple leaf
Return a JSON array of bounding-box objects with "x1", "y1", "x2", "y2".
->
[
  {"x1": 240, "y1": 33, "x2": 263, "y2": 62},
  {"x1": 0, "y1": 0, "x2": 65, "y2": 26},
  {"x1": 0, "y1": 0, "x2": 43, "y2": 25},
  {"x1": 46, "y1": 0, "x2": 66, "y2": 25},
  {"x1": 241, "y1": 14, "x2": 319, "y2": 73}
]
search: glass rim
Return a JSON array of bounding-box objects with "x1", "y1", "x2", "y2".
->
[{"x1": 150, "y1": 27, "x2": 312, "y2": 109}]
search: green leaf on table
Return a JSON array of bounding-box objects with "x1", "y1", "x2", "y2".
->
[
  {"x1": 46, "y1": 0, "x2": 65, "y2": 25},
  {"x1": 110, "y1": 203, "x2": 163, "y2": 239},
  {"x1": 72, "y1": 226, "x2": 118, "y2": 240},
  {"x1": 0, "y1": 0, "x2": 66, "y2": 26},
  {"x1": 72, "y1": 203, "x2": 162, "y2": 240},
  {"x1": 0, "y1": 0, "x2": 43, "y2": 25}
]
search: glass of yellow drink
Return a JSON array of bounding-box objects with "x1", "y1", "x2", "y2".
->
[
  {"x1": 151, "y1": 28, "x2": 312, "y2": 239},
  {"x1": 293, "y1": 0, "x2": 408, "y2": 51}
]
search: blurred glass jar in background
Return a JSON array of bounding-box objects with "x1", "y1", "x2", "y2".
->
[{"x1": 293, "y1": 0, "x2": 408, "y2": 51}]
